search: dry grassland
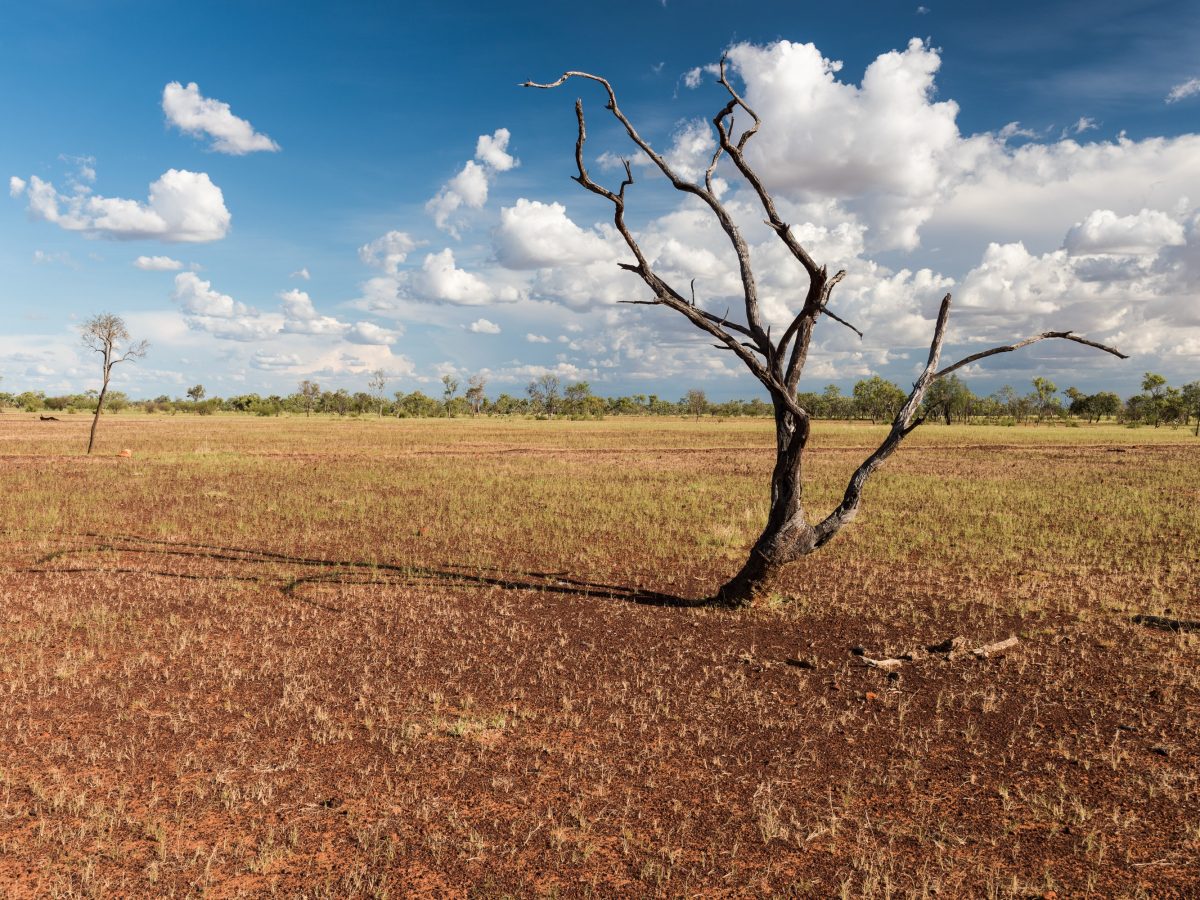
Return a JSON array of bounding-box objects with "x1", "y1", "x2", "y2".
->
[{"x1": 0, "y1": 413, "x2": 1197, "y2": 897}]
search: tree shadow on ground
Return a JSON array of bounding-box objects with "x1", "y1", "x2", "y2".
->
[{"x1": 25, "y1": 532, "x2": 701, "y2": 609}]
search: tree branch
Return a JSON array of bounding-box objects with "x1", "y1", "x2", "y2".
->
[
  {"x1": 617, "y1": 297, "x2": 758, "y2": 341},
  {"x1": 556, "y1": 92, "x2": 779, "y2": 391},
  {"x1": 814, "y1": 294, "x2": 953, "y2": 545},
  {"x1": 822, "y1": 307, "x2": 863, "y2": 339},
  {"x1": 814, "y1": 297, "x2": 1128, "y2": 548},
  {"x1": 936, "y1": 332, "x2": 1128, "y2": 379},
  {"x1": 780, "y1": 269, "x2": 852, "y2": 392},
  {"x1": 115, "y1": 340, "x2": 150, "y2": 365},
  {"x1": 525, "y1": 72, "x2": 773, "y2": 357},
  {"x1": 714, "y1": 58, "x2": 821, "y2": 284}
]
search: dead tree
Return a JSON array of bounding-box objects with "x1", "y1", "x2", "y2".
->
[
  {"x1": 81, "y1": 313, "x2": 148, "y2": 454},
  {"x1": 524, "y1": 64, "x2": 1127, "y2": 607}
]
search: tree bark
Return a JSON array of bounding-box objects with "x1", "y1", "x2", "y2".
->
[
  {"x1": 712, "y1": 408, "x2": 815, "y2": 607},
  {"x1": 86, "y1": 371, "x2": 110, "y2": 455}
]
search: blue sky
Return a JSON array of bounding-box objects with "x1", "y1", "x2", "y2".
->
[{"x1": 3, "y1": 0, "x2": 1198, "y2": 401}]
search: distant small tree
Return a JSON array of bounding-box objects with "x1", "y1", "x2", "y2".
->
[
  {"x1": 299, "y1": 379, "x2": 320, "y2": 417},
  {"x1": 187, "y1": 384, "x2": 206, "y2": 402},
  {"x1": 924, "y1": 374, "x2": 973, "y2": 425},
  {"x1": 1141, "y1": 372, "x2": 1168, "y2": 427},
  {"x1": 441, "y1": 375, "x2": 460, "y2": 418},
  {"x1": 991, "y1": 385, "x2": 1018, "y2": 420},
  {"x1": 1030, "y1": 377, "x2": 1061, "y2": 423},
  {"x1": 1161, "y1": 387, "x2": 1185, "y2": 426},
  {"x1": 329, "y1": 388, "x2": 351, "y2": 416},
  {"x1": 369, "y1": 369, "x2": 388, "y2": 418},
  {"x1": 228, "y1": 393, "x2": 259, "y2": 413},
  {"x1": 18, "y1": 391, "x2": 45, "y2": 413},
  {"x1": 81, "y1": 313, "x2": 147, "y2": 454},
  {"x1": 818, "y1": 384, "x2": 849, "y2": 419},
  {"x1": 684, "y1": 389, "x2": 709, "y2": 419},
  {"x1": 1090, "y1": 391, "x2": 1122, "y2": 422},
  {"x1": 465, "y1": 374, "x2": 487, "y2": 417},
  {"x1": 492, "y1": 393, "x2": 524, "y2": 415},
  {"x1": 564, "y1": 381, "x2": 593, "y2": 417},
  {"x1": 1064, "y1": 386, "x2": 1086, "y2": 417},
  {"x1": 1181, "y1": 381, "x2": 1200, "y2": 436},
  {"x1": 527, "y1": 374, "x2": 561, "y2": 418},
  {"x1": 852, "y1": 376, "x2": 906, "y2": 424},
  {"x1": 106, "y1": 391, "x2": 130, "y2": 413},
  {"x1": 397, "y1": 390, "x2": 440, "y2": 417}
]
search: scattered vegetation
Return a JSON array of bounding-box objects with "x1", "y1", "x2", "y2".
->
[
  {"x1": 4, "y1": 373, "x2": 1197, "y2": 429},
  {"x1": 0, "y1": 413, "x2": 1196, "y2": 894}
]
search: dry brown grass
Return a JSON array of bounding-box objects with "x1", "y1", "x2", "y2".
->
[{"x1": 1, "y1": 412, "x2": 1197, "y2": 897}]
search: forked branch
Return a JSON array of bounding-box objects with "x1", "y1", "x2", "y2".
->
[
  {"x1": 815, "y1": 295, "x2": 1125, "y2": 547},
  {"x1": 525, "y1": 67, "x2": 862, "y2": 395},
  {"x1": 559, "y1": 92, "x2": 783, "y2": 392},
  {"x1": 526, "y1": 71, "x2": 773, "y2": 360}
]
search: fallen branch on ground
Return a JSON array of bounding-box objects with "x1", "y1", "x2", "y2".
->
[
  {"x1": 858, "y1": 635, "x2": 1020, "y2": 670},
  {"x1": 970, "y1": 635, "x2": 1020, "y2": 658}
]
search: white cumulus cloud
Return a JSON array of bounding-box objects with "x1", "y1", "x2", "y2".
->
[
  {"x1": 359, "y1": 230, "x2": 418, "y2": 274},
  {"x1": 13, "y1": 169, "x2": 230, "y2": 242},
  {"x1": 413, "y1": 248, "x2": 503, "y2": 305},
  {"x1": 426, "y1": 128, "x2": 518, "y2": 236},
  {"x1": 170, "y1": 274, "x2": 402, "y2": 355},
  {"x1": 250, "y1": 351, "x2": 302, "y2": 370},
  {"x1": 467, "y1": 318, "x2": 501, "y2": 334},
  {"x1": 173, "y1": 271, "x2": 250, "y2": 317},
  {"x1": 346, "y1": 322, "x2": 398, "y2": 345},
  {"x1": 725, "y1": 37, "x2": 985, "y2": 252},
  {"x1": 162, "y1": 81, "x2": 280, "y2": 154},
  {"x1": 682, "y1": 63, "x2": 719, "y2": 89},
  {"x1": 1064, "y1": 209, "x2": 1186, "y2": 256},
  {"x1": 279, "y1": 288, "x2": 350, "y2": 336},
  {"x1": 171, "y1": 272, "x2": 278, "y2": 341},
  {"x1": 475, "y1": 130, "x2": 518, "y2": 171},
  {"x1": 998, "y1": 121, "x2": 1038, "y2": 141},
  {"x1": 134, "y1": 255, "x2": 184, "y2": 271},
  {"x1": 495, "y1": 199, "x2": 618, "y2": 269}
]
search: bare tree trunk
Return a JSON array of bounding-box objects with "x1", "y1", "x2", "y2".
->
[
  {"x1": 714, "y1": 407, "x2": 815, "y2": 606},
  {"x1": 87, "y1": 373, "x2": 109, "y2": 455},
  {"x1": 80, "y1": 314, "x2": 146, "y2": 455}
]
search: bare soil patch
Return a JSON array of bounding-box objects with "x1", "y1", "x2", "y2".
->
[{"x1": 1, "y1": 416, "x2": 1197, "y2": 896}]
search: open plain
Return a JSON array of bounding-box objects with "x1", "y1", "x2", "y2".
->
[{"x1": 1, "y1": 413, "x2": 1197, "y2": 897}]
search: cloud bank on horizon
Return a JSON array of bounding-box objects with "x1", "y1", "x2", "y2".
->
[{"x1": 4, "y1": 24, "x2": 1199, "y2": 399}]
